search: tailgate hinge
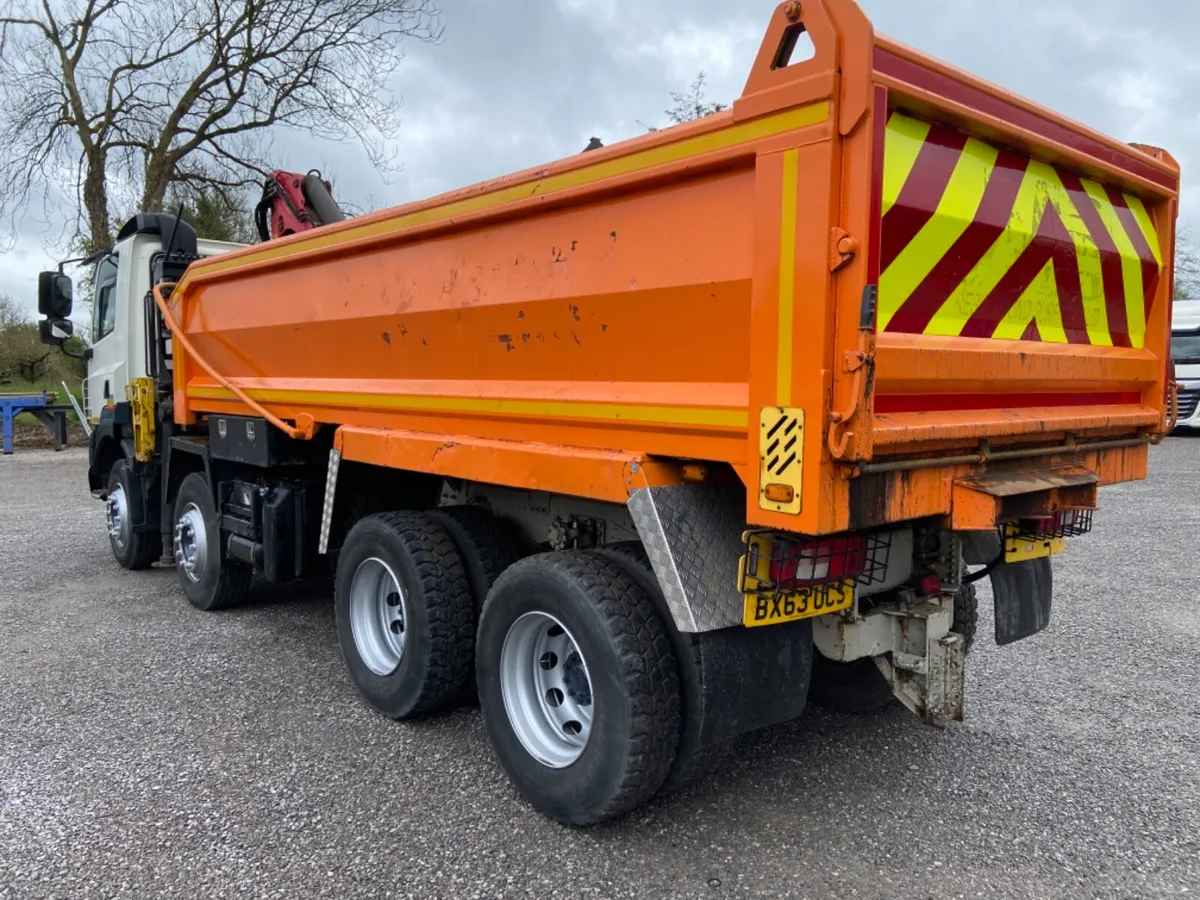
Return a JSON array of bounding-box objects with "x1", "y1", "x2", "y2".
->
[{"x1": 829, "y1": 227, "x2": 859, "y2": 272}]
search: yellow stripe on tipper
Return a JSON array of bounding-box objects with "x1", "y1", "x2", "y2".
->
[
  {"x1": 878, "y1": 137, "x2": 998, "y2": 331},
  {"x1": 881, "y1": 114, "x2": 931, "y2": 218},
  {"x1": 929, "y1": 160, "x2": 1105, "y2": 343},
  {"x1": 182, "y1": 101, "x2": 832, "y2": 286},
  {"x1": 1126, "y1": 195, "x2": 1163, "y2": 266},
  {"x1": 878, "y1": 110, "x2": 1167, "y2": 349},
  {"x1": 186, "y1": 384, "x2": 749, "y2": 429},
  {"x1": 990, "y1": 260, "x2": 1067, "y2": 343},
  {"x1": 1039, "y1": 165, "x2": 1110, "y2": 346},
  {"x1": 777, "y1": 149, "x2": 800, "y2": 407},
  {"x1": 1082, "y1": 180, "x2": 1148, "y2": 348}
]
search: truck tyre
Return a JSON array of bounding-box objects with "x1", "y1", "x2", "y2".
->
[
  {"x1": 106, "y1": 460, "x2": 158, "y2": 571},
  {"x1": 173, "y1": 472, "x2": 252, "y2": 611},
  {"x1": 591, "y1": 542, "x2": 731, "y2": 795},
  {"x1": 954, "y1": 581, "x2": 979, "y2": 652},
  {"x1": 476, "y1": 552, "x2": 681, "y2": 825},
  {"x1": 428, "y1": 506, "x2": 529, "y2": 702},
  {"x1": 427, "y1": 506, "x2": 528, "y2": 619},
  {"x1": 334, "y1": 512, "x2": 475, "y2": 719},
  {"x1": 809, "y1": 582, "x2": 980, "y2": 714}
]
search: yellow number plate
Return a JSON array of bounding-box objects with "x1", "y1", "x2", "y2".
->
[
  {"x1": 743, "y1": 580, "x2": 854, "y2": 627},
  {"x1": 1003, "y1": 524, "x2": 1066, "y2": 563}
]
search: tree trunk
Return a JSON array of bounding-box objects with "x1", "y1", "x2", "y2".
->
[
  {"x1": 83, "y1": 149, "x2": 112, "y2": 252},
  {"x1": 140, "y1": 156, "x2": 175, "y2": 219}
]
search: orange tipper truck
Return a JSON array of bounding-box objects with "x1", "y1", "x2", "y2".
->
[{"x1": 37, "y1": 0, "x2": 1180, "y2": 825}]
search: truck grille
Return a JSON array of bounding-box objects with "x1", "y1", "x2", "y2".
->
[{"x1": 1179, "y1": 388, "x2": 1199, "y2": 421}]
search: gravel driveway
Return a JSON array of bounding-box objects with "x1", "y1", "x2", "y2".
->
[{"x1": 1, "y1": 442, "x2": 1197, "y2": 899}]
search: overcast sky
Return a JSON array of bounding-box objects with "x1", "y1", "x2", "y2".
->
[{"x1": 1, "y1": 0, "x2": 1195, "y2": 314}]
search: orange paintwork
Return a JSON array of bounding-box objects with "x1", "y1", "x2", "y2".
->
[{"x1": 166, "y1": 0, "x2": 1178, "y2": 537}]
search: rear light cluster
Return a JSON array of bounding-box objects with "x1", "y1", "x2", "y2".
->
[
  {"x1": 743, "y1": 529, "x2": 892, "y2": 600},
  {"x1": 1013, "y1": 508, "x2": 1093, "y2": 542},
  {"x1": 769, "y1": 534, "x2": 869, "y2": 589}
]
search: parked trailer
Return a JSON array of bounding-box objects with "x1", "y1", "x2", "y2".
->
[{"x1": 37, "y1": 0, "x2": 1179, "y2": 825}]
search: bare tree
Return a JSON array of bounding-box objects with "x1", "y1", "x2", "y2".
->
[
  {"x1": 638, "y1": 71, "x2": 728, "y2": 133},
  {"x1": 0, "y1": 0, "x2": 442, "y2": 253},
  {"x1": 665, "y1": 71, "x2": 727, "y2": 125},
  {"x1": 1175, "y1": 224, "x2": 1200, "y2": 302},
  {"x1": 0, "y1": 296, "x2": 51, "y2": 385}
]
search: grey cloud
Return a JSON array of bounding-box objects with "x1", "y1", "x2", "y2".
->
[{"x1": 3, "y1": 0, "x2": 1195, "y2": 310}]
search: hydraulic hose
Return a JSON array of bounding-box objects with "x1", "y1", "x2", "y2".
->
[{"x1": 152, "y1": 282, "x2": 313, "y2": 440}]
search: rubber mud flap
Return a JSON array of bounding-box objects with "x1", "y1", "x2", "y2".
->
[{"x1": 990, "y1": 556, "x2": 1053, "y2": 646}]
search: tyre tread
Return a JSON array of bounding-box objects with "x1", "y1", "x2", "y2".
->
[
  {"x1": 427, "y1": 506, "x2": 527, "y2": 614},
  {"x1": 175, "y1": 472, "x2": 251, "y2": 611},
  {"x1": 108, "y1": 461, "x2": 159, "y2": 571},
  {"x1": 349, "y1": 511, "x2": 476, "y2": 716},
  {"x1": 205, "y1": 562, "x2": 253, "y2": 611},
  {"x1": 591, "y1": 542, "x2": 729, "y2": 794},
  {"x1": 953, "y1": 581, "x2": 979, "y2": 652},
  {"x1": 490, "y1": 551, "x2": 681, "y2": 824}
]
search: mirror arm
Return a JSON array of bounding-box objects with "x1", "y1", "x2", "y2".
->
[{"x1": 60, "y1": 345, "x2": 88, "y2": 361}]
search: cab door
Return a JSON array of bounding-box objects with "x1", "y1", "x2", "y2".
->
[{"x1": 86, "y1": 253, "x2": 124, "y2": 421}]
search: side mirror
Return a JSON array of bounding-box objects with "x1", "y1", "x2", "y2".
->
[
  {"x1": 38, "y1": 317, "x2": 73, "y2": 347},
  {"x1": 37, "y1": 271, "x2": 73, "y2": 318}
]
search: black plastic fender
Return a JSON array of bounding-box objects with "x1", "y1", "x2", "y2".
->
[{"x1": 990, "y1": 556, "x2": 1053, "y2": 645}]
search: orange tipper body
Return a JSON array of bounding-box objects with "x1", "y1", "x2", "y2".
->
[{"x1": 166, "y1": 0, "x2": 1179, "y2": 538}]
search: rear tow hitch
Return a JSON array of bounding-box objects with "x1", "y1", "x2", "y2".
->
[{"x1": 813, "y1": 591, "x2": 966, "y2": 727}]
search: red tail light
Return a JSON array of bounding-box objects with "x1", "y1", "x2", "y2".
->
[
  {"x1": 1020, "y1": 509, "x2": 1093, "y2": 540},
  {"x1": 769, "y1": 534, "x2": 869, "y2": 589}
]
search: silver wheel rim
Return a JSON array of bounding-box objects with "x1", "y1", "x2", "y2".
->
[
  {"x1": 106, "y1": 484, "x2": 130, "y2": 551},
  {"x1": 174, "y1": 503, "x2": 207, "y2": 583},
  {"x1": 500, "y1": 612, "x2": 594, "y2": 768},
  {"x1": 349, "y1": 558, "x2": 407, "y2": 676}
]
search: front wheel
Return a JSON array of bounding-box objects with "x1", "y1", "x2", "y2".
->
[
  {"x1": 106, "y1": 460, "x2": 158, "y2": 570},
  {"x1": 476, "y1": 552, "x2": 681, "y2": 825},
  {"x1": 173, "y1": 472, "x2": 251, "y2": 611}
]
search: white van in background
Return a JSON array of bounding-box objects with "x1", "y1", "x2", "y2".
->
[{"x1": 1172, "y1": 300, "x2": 1200, "y2": 431}]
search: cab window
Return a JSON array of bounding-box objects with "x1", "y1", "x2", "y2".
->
[{"x1": 92, "y1": 254, "x2": 119, "y2": 342}]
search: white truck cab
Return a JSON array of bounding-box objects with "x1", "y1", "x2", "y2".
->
[
  {"x1": 82, "y1": 229, "x2": 243, "y2": 422},
  {"x1": 1172, "y1": 300, "x2": 1200, "y2": 431}
]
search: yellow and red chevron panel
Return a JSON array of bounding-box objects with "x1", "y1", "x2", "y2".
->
[{"x1": 876, "y1": 112, "x2": 1163, "y2": 349}]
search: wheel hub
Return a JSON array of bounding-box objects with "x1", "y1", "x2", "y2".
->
[
  {"x1": 174, "y1": 503, "x2": 207, "y2": 583},
  {"x1": 348, "y1": 557, "x2": 407, "y2": 676},
  {"x1": 561, "y1": 651, "x2": 592, "y2": 706},
  {"x1": 500, "y1": 612, "x2": 594, "y2": 768},
  {"x1": 106, "y1": 484, "x2": 130, "y2": 550}
]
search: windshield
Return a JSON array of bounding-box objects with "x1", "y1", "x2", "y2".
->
[{"x1": 1171, "y1": 329, "x2": 1200, "y2": 362}]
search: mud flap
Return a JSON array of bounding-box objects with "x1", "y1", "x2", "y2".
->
[{"x1": 989, "y1": 556, "x2": 1053, "y2": 646}]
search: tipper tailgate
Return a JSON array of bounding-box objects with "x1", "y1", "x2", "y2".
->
[{"x1": 867, "y1": 41, "x2": 1178, "y2": 452}]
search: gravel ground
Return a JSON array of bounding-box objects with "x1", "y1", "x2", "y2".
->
[{"x1": 0, "y1": 441, "x2": 1197, "y2": 900}]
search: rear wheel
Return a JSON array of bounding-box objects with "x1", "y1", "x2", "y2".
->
[
  {"x1": 809, "y1": 582, "x2": 979, "y2": 714},
  {"x1": 428, "y1": 506, "x2": 528, "y2": 620},
  {"x1": 334, "y1": 512, "x2": 475, "y2": 719},
  {"x1": 592, "y1": 542, "x2": 731, "y2": 795},
  {"x1": 954, "y1": 581, "x2": 979, "y2": 652},
  {"x1": 476, "y1": 552, "x2": 681, "y2": 825},
  {"x1": 173, "y1": 472, "x2": 251, "y2": 611},
  {"x1": 106, "y1": 460, "x2": 158, "y2": 571},
  {"x1": 428, "y1": 506, "x2": 529, "y2": 701}
]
